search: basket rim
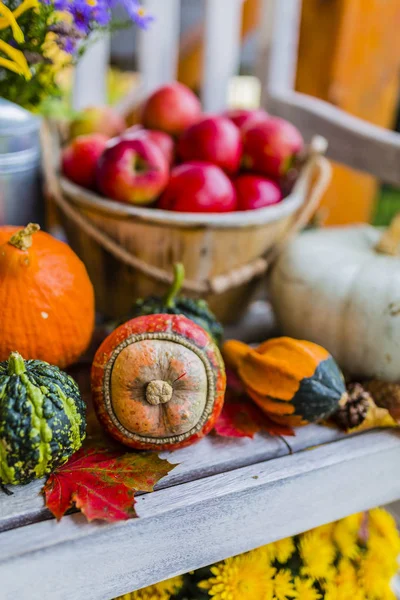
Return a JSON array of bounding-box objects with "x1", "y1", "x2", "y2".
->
[{"x1": 59, "y1": 157, "x2": 312, "y2": 229}]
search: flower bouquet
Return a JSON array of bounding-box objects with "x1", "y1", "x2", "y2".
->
[{"x1": 0, "y1": 0, "x2": 152, "y2": 108}]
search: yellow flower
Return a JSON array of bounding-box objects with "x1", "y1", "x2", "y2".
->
[
  {"x1": 0, "y1": 0, "x2": 38, "y2": 79},
  {"x1": 369, "y1": 508, "x2": 400, "y2": 554},
  {"x1": 324, "y1": 581, "x2": 366, "y2": 600},
  {"x1": 199, "y1": 548, "x2": 275, "y2": 600},
  {"x1": 333, "y1": 517, "x2": 361, "y2": 560},
  {"x1": 293, "y1": 578, "x2": 321, "y2": 600},
  {"x1": 273, "y1": 570, "x2": 296, "y2": 599},
  {"x1": 299, "y1": 530, "x2": 336, "y2": 581},
  {"x1": 359, "y1": 547, "x2": 396, "y2": 599},
  {"x1": 114, "y1": 575, "x2": 183, "y2": 600},
  {"x1": 273, "y1": 537, "x2": 296, "y2": 564}
]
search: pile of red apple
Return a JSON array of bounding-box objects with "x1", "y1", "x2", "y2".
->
[{"x1": 62, "y1": 82, "x2": 304, "y2": 213}]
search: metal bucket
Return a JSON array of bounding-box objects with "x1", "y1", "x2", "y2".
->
[{"x1": 0, "y1": 99, "x2": 43, "y2": 226}]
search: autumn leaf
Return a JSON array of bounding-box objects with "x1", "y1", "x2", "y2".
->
[
  {"x1": 215, "y1": 370, "x2": 295, "y2": 438},
  {"x1": 215, "y1": 389, "x2": 294, "y2": 439},
  {"x1": 43, "y1": 447, "x2": 178, "y2": 522},
  {"x1": 345, "y1": 397, "x2": 397, "y2": 434}
]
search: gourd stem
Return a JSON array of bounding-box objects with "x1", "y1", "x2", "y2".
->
[
  {"x1": 8, "y1": 351, "x2": 26, "y2": 376},
  {"x1": 164, "y1": 263, "x2": 185, "y2": 308},
  {"x1": 9, "y1": 223, "x2": 40, "y2": 251},
  {"x1": 375, "y1": 213, "x2": 400, "y2": 256}
]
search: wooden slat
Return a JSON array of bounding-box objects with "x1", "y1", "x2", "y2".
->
[
  {"x1": 257, "y1": 0, "x2": 302, "y2": 96},
  {"x1": 72, "y1": 35, "x2": 110, "y2": 110},
  {"x1": 1, "y1": 430, "x2": 399, "y2": 600},
  {"x1": 137, "y1": 0, "x2": 181, "y2": 96},
  {"x1": 266, "y1": 88, "x2": 400, "y2": 187},
  {"x1": 295, "y1": 0, "x2": 400, "y2": 225},
  {"x1": 0, "y1": 424, "x2": 346, "y2": 534},
  {"x1": 202, "y1": 0, "x2": 244, "y2": 111}
]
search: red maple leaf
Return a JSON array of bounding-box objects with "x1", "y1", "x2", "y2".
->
[
  {"x1": 215, "y1": 399, "x2": 294, "y2": 438},
  {"x1": 215, "y1": 372, "x2": 295, "y2": 439},
  {"x1": 43, "y1": 447, "x2": 177, "y2": 522}
]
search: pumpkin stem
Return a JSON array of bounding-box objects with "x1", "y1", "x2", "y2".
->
[
  {"x1": 164, "y1": 263, "x2": 185, "y2": 308},
  {"x1": 8, "y1": 351, "x2": 26, "y2": 376},
  {"x1": 145, "y1": 380, "x2": 173, "y2": 405},
  {"x1": 375, "y1": 213, "x2": 400, "y2": 256},
  {"x1": 9, "y1": 223, "x2": 40, "y2": 251}
]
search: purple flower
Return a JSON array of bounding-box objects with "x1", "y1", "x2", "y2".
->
[
  {"x1": 125, "y1": 2, "x2": 154, "y2": 29},
  {"x1": 68, "y1": 0, "x2": 94, "y2": 33},
  {"x1": 92, "y1": 0, "x2": 112, "y2": 26}
]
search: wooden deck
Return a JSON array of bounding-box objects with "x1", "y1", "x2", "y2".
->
[{"x1": 1, "y1": 304, "x2": 400, "y2": 600}]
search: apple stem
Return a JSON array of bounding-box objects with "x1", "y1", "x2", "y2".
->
[{"x1": 164, "y1": 263, "x2": 185, "y2": 307}]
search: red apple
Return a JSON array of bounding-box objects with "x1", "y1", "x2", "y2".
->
[
  {"x1": 97, "y1": 137, "x2": 169, "y2": 205},
  {"x1": 178, "y1": 116, "x2": 242, "y2": 175},
  {"x1": 223, "y1": 108, "x2": 269, "y2": 130},
  {"x1": 142, "y1": 83, "x2": 202, "y2": 137},
  {"x1": 62, "y1": 134, "x2": 108, "y2": 189},
  {"x1": 242, "y1": 117, "x2": 304, "y2": 178},
  {"x1": 123, "y1": 126, "x2": 175, "y2": 166},
  {"x1": 158, "y1": 161, "x2": 237, "y2": 213},
  {"x1": 69, "y1": 106, "x2": 126, "y2": 139},
  {"x1": 234, "y1": 174, "x2": 283, "y2": 211}
]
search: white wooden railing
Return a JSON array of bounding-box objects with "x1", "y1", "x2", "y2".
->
[
  {"x1": 72, "y1": 0, "x2": 400, "y2": 188},
  {"x1": 72, "y1": 0, "x2": 299, "y2": 113}
]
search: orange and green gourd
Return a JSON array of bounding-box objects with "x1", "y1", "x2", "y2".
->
[
  {"x1": 0, "y1": 351, "x2": 86, "y2": 485},
  {"x1": 0, "y1": 223, "x2": 95, "y2": 368},
  {"x1": 223, "y1": 337, "x2": 348, "y2": 427},
  {"x1": 92, "y1": 313, "x2": 226, "y2": 450}
]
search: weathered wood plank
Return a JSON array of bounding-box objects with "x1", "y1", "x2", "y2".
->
[
  {"x1": 1, "y1": 430, "x2": 399, "y2": 600},
  {"x1": 265, "y1": 88, "x2": 400, "y2": 187},
  {"x1": 0, "y1": 424, "x2": 346, "y2": 533}
]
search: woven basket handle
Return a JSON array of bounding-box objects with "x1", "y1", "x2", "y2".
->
[{"x1": 41, "y1": 122, "x2": 330, "y2": 296}]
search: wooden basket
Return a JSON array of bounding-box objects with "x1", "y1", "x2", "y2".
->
[{"x1": 42, "y1": 128, "x2": 331, "y2": 322}]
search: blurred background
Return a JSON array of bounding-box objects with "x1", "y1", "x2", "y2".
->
[{"x1": 66, "y1": 0, "x2": 400, "y2": 227}]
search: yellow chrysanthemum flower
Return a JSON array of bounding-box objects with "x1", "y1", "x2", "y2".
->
[
  {"x1": 333, "y1": 521, "x2": 360, "y2": 560},
  {"x1": 299, "y1": 530, "x2": 336, "y2": 581},
  {"x1": 293, "y1": 577, "x2": 321, "y2": 600},
  {"x1": 199, "y1": 549, "x2": 276, "y2": 600},
  {"x1": 310, "y1": 522, "x2": 334, "y2": 541},
  {"x1": 369, "y1": 508, "x2": 400, "y2": 554},
  {"x1": 359, "y1": 548, "x2": 396, "y2": 599},
  {"x1": 272, "y1": 536, "x2": 296, "y2": 564},
  {"x1": 114, "y1": 575, "x2": 183, "y2": 600},
  {"x1": 324, "y1": 581, "x2": 366, "y2": 600},
  {"x1": 273, "y1": 570, "x2": 296, "y2": 600}
]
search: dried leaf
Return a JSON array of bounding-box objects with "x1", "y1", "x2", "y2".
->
[
  {"x1": 345, "y1": 397, "x2": 397, "y2": 434},
  {"x1": 43, "y1": 447, "x2": 178, "y2": 522}
]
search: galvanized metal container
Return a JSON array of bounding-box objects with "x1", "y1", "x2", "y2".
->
[{"x1": 0, "y1": 99, "x2": 43, "y2": 226}]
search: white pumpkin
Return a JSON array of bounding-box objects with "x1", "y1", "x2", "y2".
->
[{"x1": 270, "y1": 222, "x2": 400, "y2": 381}]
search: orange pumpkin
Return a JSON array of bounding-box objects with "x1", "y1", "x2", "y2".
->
[
  {"x1": 91, "y1": 314, "x2": 226, "y2": 450},
  {"x1": 0, "y1": 224, "x2": 95, "y2": 368}
]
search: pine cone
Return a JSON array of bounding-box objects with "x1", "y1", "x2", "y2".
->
[
  {"x1": 333, "y1": 383, "x2": 371, "y2": 430},
  {"x1": 362, "y1": 380, "x2": 400, "y2": 422}
]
